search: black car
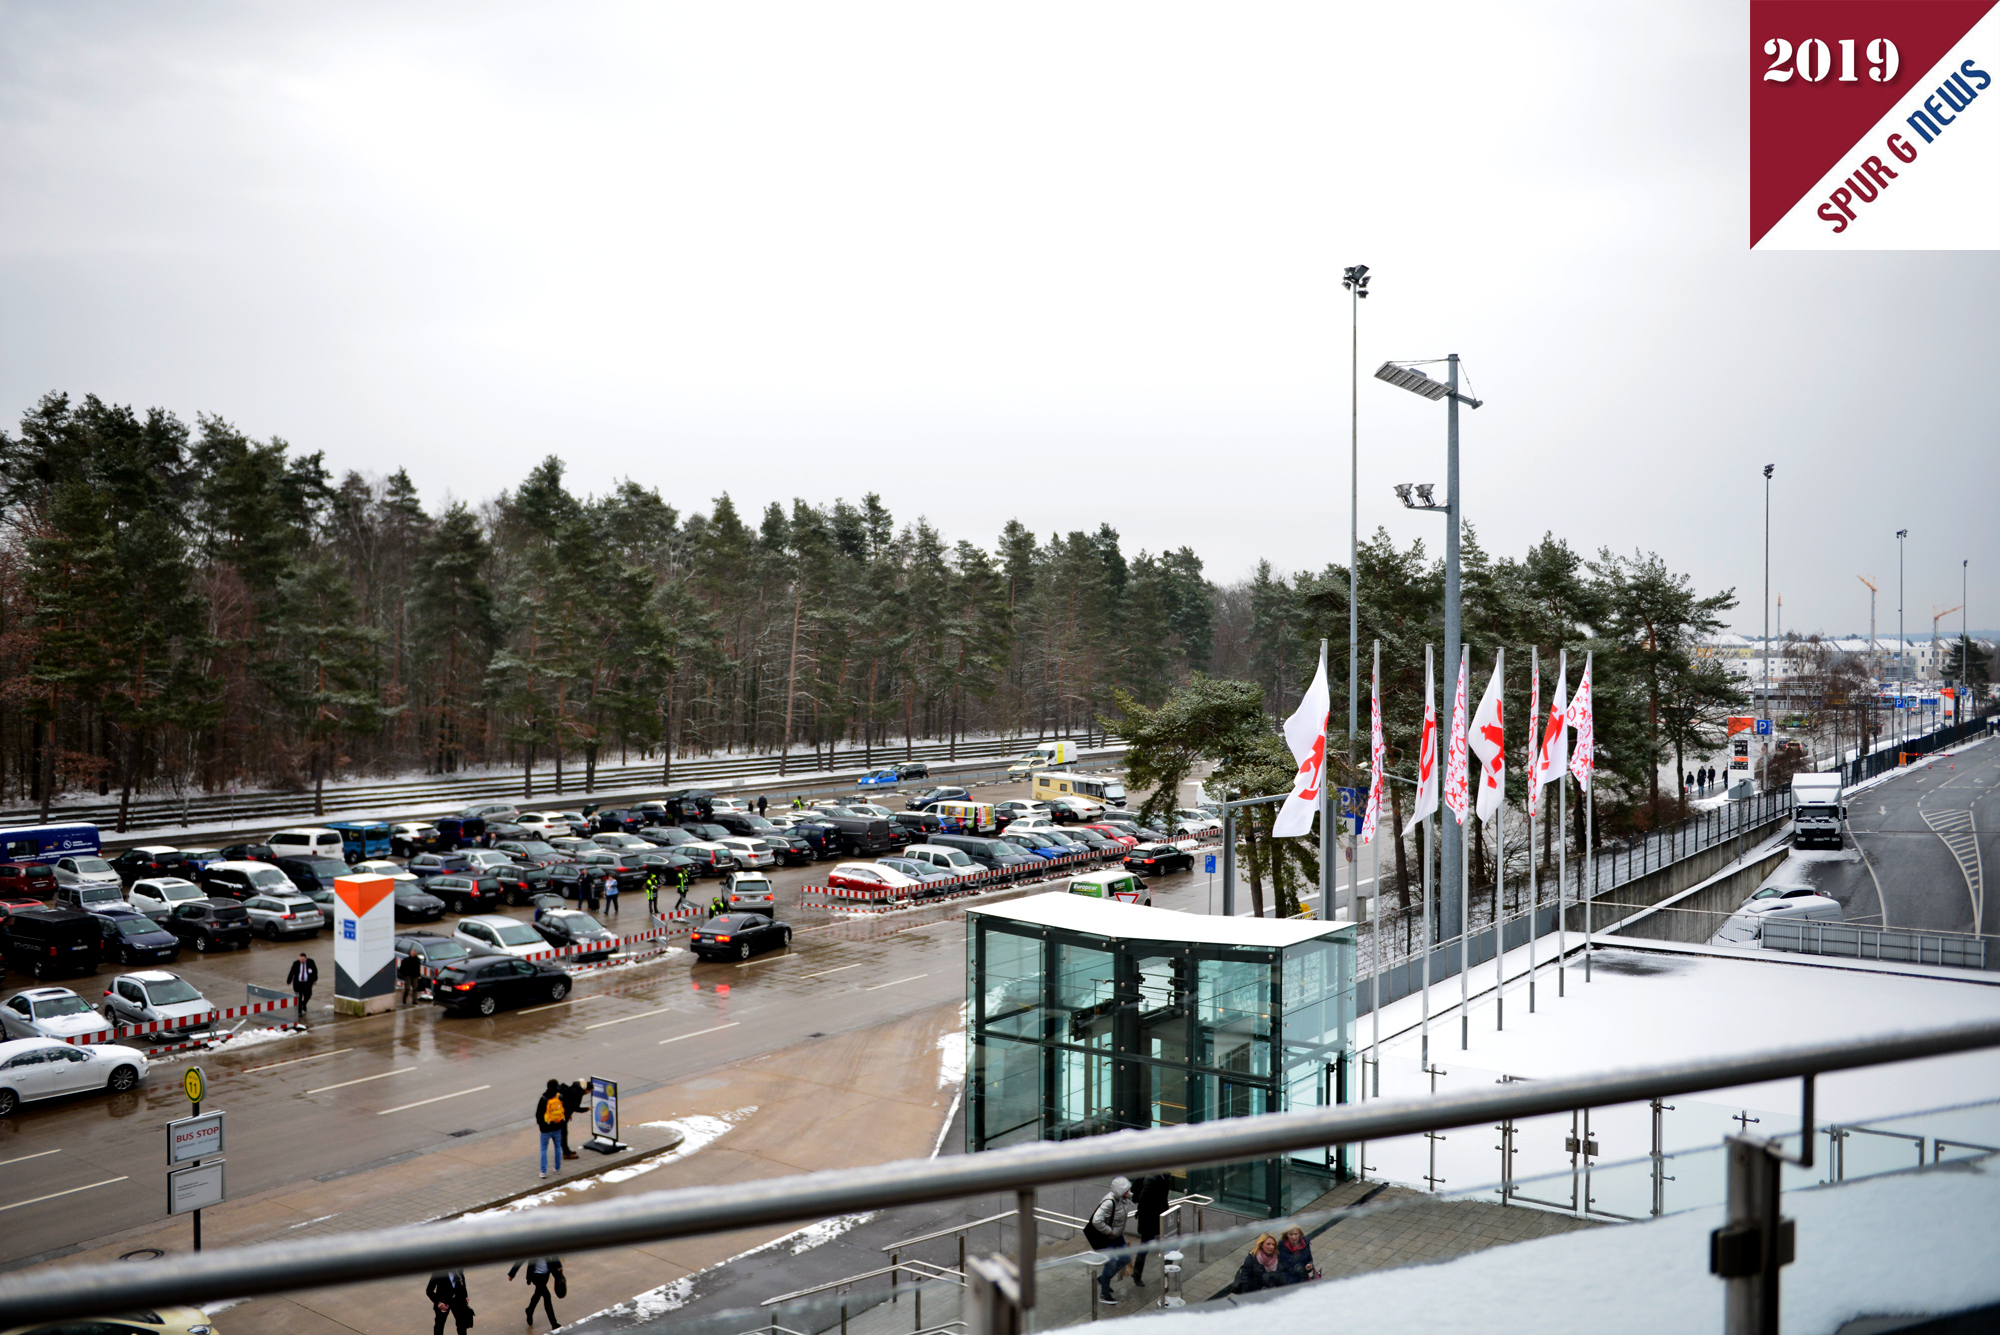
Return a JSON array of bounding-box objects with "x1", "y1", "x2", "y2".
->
[
  {"x1": 637, "y1": 826, "x2": 698, "y2": 848},
  {"x1": 276, "y1": 856, "x2": 353, "y2": 894},
  {"x1": 892, "y1": 811, "x2": 945, "y2": 841},
  {"x1": 663, "y1": 789, "x2": 717, "y2": 823},
  {"x1": 406, "y1": 852, "x2": 478, "y2": 884},
  {"x1": 91, "y1": 905, "x2": 181, "y2": 966},
  {"x1": 687, "y1": 912, "x2": 792, "y2": 962},
  {"x1": 218, "y1": 843, "x2": 276, "y2": 863},
  {"x1": 393, "y1": 883, "x2": 447, "y2": 921},
  {"x1": 533, "y1": 909, "x2": 617, "y2": 961},
  {"x1": 895, "y1": 762, "x2": 930, "y2": 780},
  {"x1": 109, "y1": 847, "x2": 192, "y2": 886},
  {"x1": 907, "y1": 786, "x2": 968, "y2": 811},
  {"x1": 2, "y1": 906, "x2": 102, "y2": 978},
  {"x1": 394, "y1": 931, "x2": 472, "y2": 978},
  {"x1": 495, "y1": 839, "x2": 564, "y2": 868},
  {"x1": 165, "y1": 898, "x2": 254, "y2": 953},
  {"x1": 592, "y1": 809, "x2": 649, "y2": 835},
  {"x1": 432, "y1": 955, "x2": 571, "y2": 1016},
  {"x1": 425, "y1": 875, "x2": 506, "y2": 915},
  {"x1": 1123, "y1": 843, "x2": 1194, "y2": 876}
]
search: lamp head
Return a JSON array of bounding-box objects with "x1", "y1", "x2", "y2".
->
[
  {"x1": 1414, "y1": 483, "x2": 1436, "y2": 508},
  {"x1": 1342, "y1": 264, "x2": 1370, "y2": 292},
  {"x1": 1393, "y1": 483, "x2": 1415, "y2": 507},
  {"x1": 1763, "y1": 464, "x2": 1774, "y2": 479}
]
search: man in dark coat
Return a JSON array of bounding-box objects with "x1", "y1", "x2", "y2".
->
[
  {"x1": 398, "y1": 948, "x2": 424, "y2": 1006},
  {"x1": 425, "y1": 1271, "x2": 472, "y2": 1335},
  {"x1": 285, "y1": 953, "x2": 318, "y2": 1027},
  {"x1": 1127, "y1": 1173, "x2": 1171, "y2": 1284},
  {"x1": 757, "y1": 795, "x2": 768, "y2": 817},
  {"x1": 557, "y1": 1077, "x2": 586, "y2": 1159}
]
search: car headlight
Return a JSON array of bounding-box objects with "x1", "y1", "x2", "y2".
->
[{"x1": 190, "y1": 1325, "x2": 214, "y2": 1334}]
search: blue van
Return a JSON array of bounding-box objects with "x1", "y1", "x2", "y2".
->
[
  {"x1": 325, "y1": 820, "x2": 392, "y2": 863},
  {"x1": 0, "y1": 823, "x2": 101, "y2": 865}
]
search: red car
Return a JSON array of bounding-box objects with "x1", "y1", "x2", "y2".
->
[
  {"x1": 1079, "y1": 824, "x2": 1139, "y2": 849},
  {"x1": 0, "y1": 864, "x2": 56, "y2": 899},
  {"x1": 825, "y1": 862, "x2": 920, "y2": 898}
]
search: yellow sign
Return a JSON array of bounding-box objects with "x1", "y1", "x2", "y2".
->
[{"x1": 183, "y1": 1066, "x2": 205, "y2": 1105}]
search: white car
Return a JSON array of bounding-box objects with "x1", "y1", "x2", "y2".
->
[
  {"x1": 715, "y1": 837, "x2": 776, "y2": 870},
  {"x1": 710, "y1": 796, "x2": 750, "y2": 814},
  {"x1": 1, "y1": 987, "x2": 109, "y2": 1041},
  {"x1": 129, "y1": 877, "x2": 206, "y2": 921},
  {"x1": 460, "y1": 849, "x2": 519, "y2": 873},
  {"x1": 454, "y1": 914, "x2": 553, "y2": 959},
  {"x1": 1713, "y1": 892, "x2": 1843, "y2": 945},
  {"x1": 517, "y1": 812, "x2": 566, "y2": 837},
  {"x1": 351, "y1": 859, "x2": 420, "y2": 885},
  {"x1": 0, "y1": 1036, "x2": 148, "y2": 1116},
  {"x1": 843, "y1": 802, "x2": 895, "y2": 820},
  {"x1": 543, "y1": 811, "x2": 590, "y2": 836},
  {"x1": 1171, "y1": 809, "x2": 1223, "y2": 837},
  {"x1": 995, "y1": 800, "x2": 1050, "y2": 821},
  {"x1": 53, "y1": 856, "x2": 122, "y2": 892},
  {"x1": 100, "y1": 971, "x2": 217, "y2": 1036},
  {"x1": 827, "y1": 862, "x2": 921, "y2": 895},
  {"x1": 243, "y1": 892, "x2": 327, "y2": 939},
  {"x1": 724, "y1": 872, "x2": 776, "y2": 915}
]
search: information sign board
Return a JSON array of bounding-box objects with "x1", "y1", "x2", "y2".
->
[
  {"x1": 168, "y1": 1160, "x2": 225, "y2": 1215},
  {"x1": 168, "y1": 1111, "x2": 224, "y2": 1165}
]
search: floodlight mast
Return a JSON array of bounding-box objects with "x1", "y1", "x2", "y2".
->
[{"x1": 1376, "y1": 354, "x2": 1481, "y2": 940}]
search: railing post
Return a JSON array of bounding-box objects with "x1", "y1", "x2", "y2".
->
[
  {"x1": 1711, "y1": 1137, "x2": 1793, "y2": 1335},
  {"x1": 1016, "y1": 1188, "x2": 1036, "y2": 1314}
]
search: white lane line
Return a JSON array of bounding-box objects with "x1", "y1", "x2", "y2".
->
[
  {"x1": 244, "y1": 1047, "x2": 353, "y2": 1074},
  {"x1": 863, "y1": 974, "x2": 930, "y2": 991},
  {"x1": 307, "y1": 1067, "x2": 415, "y2": 1094},
  {"x1": 0, "y1": 1148, "x2": 61, "y2": 1168},
  {"x1": 584, "y1": 1006, "x2": 674, "y2": 1031},
  {"x1": 520, "y1": 995, "x2": 607, "y2": 1015},
  {"x1": 799, "y1": 963, "x2": 862, "y2": 979},
  {"x1": 658, "y1": 1022, "x2": 741, "y2": 1046},
  {"x1": 0, "y1": 1176, "x2": 127, "y2": 1213},
  {"x1": 377, "y1": 1085, "x2": 491, "y2": 1116}
]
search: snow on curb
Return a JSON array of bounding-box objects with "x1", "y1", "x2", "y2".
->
[{"x1": 456, "y1": 1108, "x2": 754, "y2": 1221}]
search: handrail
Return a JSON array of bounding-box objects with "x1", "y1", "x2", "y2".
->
[{"x1": 3, "y1": 1019, "x2": 1999, "y2": 1325}]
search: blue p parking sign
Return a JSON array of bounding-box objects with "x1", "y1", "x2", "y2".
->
[
  {"x1": 1204, "y1": 854, "x2": 1217, "y2": 874},
  {"x1": 1754, "y1": 718, "x2": 1773, "y2": 735}
]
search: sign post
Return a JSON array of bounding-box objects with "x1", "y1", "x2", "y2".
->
[
  {"x1": 586, "y1": 1077, "x2": 626, "y2": 1154},
  {"x1": 171, "y1": 1066, "x2": 225, "y2": 1250}
]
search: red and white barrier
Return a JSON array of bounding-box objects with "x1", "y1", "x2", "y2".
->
[{"x1": 60, "y1": 995, "x2": 299, "y2": 1048}]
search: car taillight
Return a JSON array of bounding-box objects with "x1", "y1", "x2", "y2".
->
[
  {"x1": 715, "y1": 935, "x2": 732, "y2": 943},
  {"x1": 49, "y1": 946, "x2": 57, "y2": 956},
  {"x1": 454, "y1": 982, "x2": 473, "y2": 991}
]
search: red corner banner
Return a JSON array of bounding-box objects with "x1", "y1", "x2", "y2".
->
[{"x1": 1751, "y1": 0, "x2": 1999, "y2": 249}]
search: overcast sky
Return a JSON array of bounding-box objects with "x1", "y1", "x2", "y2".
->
[{"x1": 2, "y1": 2, "x2": 1994, "y2": 638}]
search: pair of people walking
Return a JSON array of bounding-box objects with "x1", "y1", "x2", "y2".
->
[
  {"x1": 426, "y1": 1256, "x2": 568, "y2": 1331},
  {"x1": 1083, "y1": 1173, "x2": 1170, "y2": 1303},
  {"x1": 535, "y1": 1077, "x2": 587, "y2": 1176},
  {"x1": 1232, "y1": 1226, "x2": 1321, "y2": 1293}
]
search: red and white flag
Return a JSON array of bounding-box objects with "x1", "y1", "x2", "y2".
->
[
  {"x1": 1362, "y1": 649, "x2": 1384, "y2": 845},
  {"x1": 1469, "y1": 654, "x2": 1506, "y2": 825},
  {"x1": 1525, "y1": 659, "x2": 1542, "y2": 819},
  {"x1": 1274, "y1": 644, "x2": 1330, "y2": 838},
  {"x1": 1404, "y1": 646, "x2": 1438, "y2": 837},
  {"x1": 1443, "y1": 649, "x2": 1471, "y2": 827},
  {"x1": 1534, "y1": 650, "x2": 1571, "y2": 798},
  {"x1": 1566, "y1": 652, "x2": 1594, "y2": 793}
]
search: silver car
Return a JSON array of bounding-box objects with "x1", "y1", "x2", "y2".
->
[
  {"x1": 243, "y1": 893, "x2": 326, "y2": 940},
  {"x1": 100, "y1": 971, "x2": 217, "y2": 1037},
  {"x1": 53, "y1": 856, "x2": 122, "y2": 892},
  {"x1": 128, "y1": 877, "x2": 206, "y2": 921},
  {"x1": 1, "y1": 987, "x2": 108, "y2": 1041},
  {"x1": 715, "y1": 838, "x2": 776, "y2": 870}
]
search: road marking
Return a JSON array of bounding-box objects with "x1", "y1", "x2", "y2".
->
[
  {"x1": 520, "y1": 995, "x2": 607, "y2": 1015},
  {"x1": 377, "y1": 1085, "x2": 491, "y2": 1115},
  {"x1": 243, "y1": 1047, "x2": 353, "y2": 1074},
  {"x1": 864, "y1": 974, "x2": 929, "y2": 991},
  {"x1": 658, "y1": 1022, "x2": 741, "y2": 1045},
  {"x1": 0, "y1": 1149, "x2": 60, "y2": 1168},
  {"x1": 799, "y1": 963, "x2": 862, "y2": 979},
  {"x1": 734, "y1": 954, "x2": 787, "y2": 968},
  {"x1": 307, "y1": 1067, "x2": 415, "y2": 1094},
  {"x1": 584, "y1": 1006, "x2": 674, "y2": 1030},
  {"x1": 0, "y1": 1176, "x2": 127, "y2": 1213}
]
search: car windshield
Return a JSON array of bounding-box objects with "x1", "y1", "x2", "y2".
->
[
  {"x1": 415, "y1": 939, "x2": 468, "y2": 961},
  {"x1": 147, "y1": 978, "x2": 203, "y2": 1004},
  {"x1": 551, "y1": 912, "x2": 605, "y2": 933},
  {"x1": 33, "y1": 996, "x2": 94, "y2": 1018},
  {"x1": 113, "y1": 918, "x2": 160, "y2": 938},
  {"x1": 248, "y1": 868, "x2": 291, "y2": 889},
  {"x1": 156, "y1": 880, "x2": 202, "y2": 900},
  {"x1": 512, "y1": 841, "x2": 557, "y2": 856},
  {"x1": 305, "y1": 860, "x2": 348, "y2": 877},
  {"x1": 71, "y1": 858, "x2": 114, "y2": 874},
  {"x1": 211, "y1": 904, "x2": 249, "y2": 921},
  {"x1": 740, "y1": 816, "x2": 775, "y2": 831},
  {"x1": 492, "y1": 922, "x2": 544, "y2": 946}
]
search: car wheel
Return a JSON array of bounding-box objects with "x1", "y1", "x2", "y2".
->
[
  {"x1": 780, "y1": 927, "x2": 793, "y2": 947},
  {"x1": 0, "y1": 1088, "x2": 16, "y2": 1117},
  {"x1": 194, "y1": 935, "x2": 209, "y2": 953},
  {"x1": 453, "y1": 896, "x2": 471, "y2": 915},
  {"x1": 30, "y1": 959, "x2": 46, "y2": 980},
  {"x1": 263, "y1": 923, "x2": 280, "y2": 940},
  {"x1": 549, "y1": 980, "x2": 569, "y2": 1001},
  {"x1": 737, "y1": 941, "x2": 752, "y2": 960},
  {"x1": 107, "y1": 1063, "x2": 139, "y2": 1093},
  {"x1": 475, "y1": 994, "x2": 498, "y2": 1016}
]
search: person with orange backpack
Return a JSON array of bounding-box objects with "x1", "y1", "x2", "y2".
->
[{"x1": 536, "y1": 1079, "x2": 567, "y2": 1177}]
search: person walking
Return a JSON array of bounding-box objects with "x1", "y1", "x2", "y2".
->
[
  {"x1": 399, "y1": 948, "x2": 424, "y2": 1006},
  {"x1": 508, "y1": 1255, "x2": 563, "y2": 1330},
  {"x1": 285, "y1": 952, "x2": 318, "y2": 1027},
  {"x1": 582, "y1": 874, "x2": 600, "y2": 914},
  {"x1": 1276, "y1": 1225, "x2": 1320, "y2": 1284},
  {"x1": 1084, "y1": 1176, "x2": 1135, "y2": 1304},
  {"x1": 602, "y1": 872, "x2": 619, "y2": 918},
  {"x1": 558, "y1": 1077, "x2": 585, "y2": 1160},
  {"x1": 1127, "y1": 1173, "x2": 1171, "y2": 1285},
  {"x1": 1232, "y1": 1233, "x2": 1285, "y2": 1294},
  {"x1": 424, "y1": 1271, "x2": 473, "y2": 1335},
  {"x1": 536, "y1": 1079, "x2": 567, "y2": 1177},
  {"x1": 674, "y1": 866, "x2": 693, "y2": 910},
  {"x1": 757, "y1": 794, "x2": 768, "y2": 818}
]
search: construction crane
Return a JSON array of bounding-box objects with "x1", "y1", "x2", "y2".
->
[
  {"x1": 1934, "y1": 603, "x2": 1965, "y2": 683},
  {"x1": 1859, "y1": 576, "x2": 1878, "y2": 676}
]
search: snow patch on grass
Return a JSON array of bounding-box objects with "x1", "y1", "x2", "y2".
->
[{"x1": 937, "y1": 1028, "x2": 966, "y2": 1088}]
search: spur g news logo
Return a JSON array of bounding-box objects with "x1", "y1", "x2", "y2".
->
[
  {"x1": 1751, "y1": 0, "x2": 1998, "y2": 249},
  {"x1": 1295, "y1": 734, "x2": 1325, "y2": 802}
]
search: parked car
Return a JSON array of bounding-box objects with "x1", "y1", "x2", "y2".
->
[
  {"x1": 431, "y1": 955, "x2": 571, "y2": 1017},
  {"x1": 178, "y1": 848, "x2": 226, "y2": 873},
  {"x1": 425, "y1": 875, "x2": 507, "y2": 916},
  {"x1": 592, "y1": 809, "x2": 650, "y2": 835},
  {"x1": 1171, "y1": 809, "x2": 1223, "y2": 838},
  {"x1": 243, "y1": 892, "x2": 326, "y2": 940},
  {"x1": 532, "y1": 909, "x2": 617, "y2": 960},
  {"x1": 164, "y1": 899, "x2": 254, "y2": 953},
  {"x1": 895, "y1": 761, "x2": 930, "y2": 779},
  {"x1": 393, "y1": 931, "x2": 471, "y2": 978},
  {"x1": 1067, "y1": 871, "x2": 1151, "y2": 905},
  {"x1": 663, "y1": 788, "x2": 718, "y2": 823},
  {"x1": 390, "y1": 822, "x2": 443, "y2": 858},
  {"x1": 714, "y1": 837, "x2": 776, "y2": 870},
  {"x1": 1048, "y1": 796, "x2": 1105, "y2": 824},
  {"x1": 875, "y1": 857, "x2": 958, "y2": 892},
  {"x1": 687, "y1": 912, "x2": 791, "y2": 962},
  {"x1": 495, "y1": 839, "x2": 564, "y2": 867},
  {"x1": 459, "y1": 849, "x2": 522, "y2": 875},
  {"x1": 1124, "y1": 843, "x2": 1194, "y2": 875},
  {"x1": 0, "y1": 1035, "x2": 147, "y2": 1116},
  {"x1": 636, "y1": 825, "x2": 698, "y2": 848},
  {"x1": 90, "y1": 904, "x2": 181, "y2": 966},
  {"x1": 483, "y1": 821, "x2": 532, "y2": 844},
  {"x1": 541, "y1": 810, "x2": 591, "y2": 837},
  {"x1": 266, "y1": 827, "x2": 346, "y2": 860},
  {"x1": 217, "y1": 843, "x2": 276, "y2": 863},
  {"x1": 1713, "y1": 893, "x2": 1843, "y2": 945},
  {"x1": 999, "y1": 830, "x2": 1067, "y2": 861},
  {"x1": 197, "y1": 860, "x2": 302, "y2": 902},
  {"x1": 926, "y1": 834, "x2": 1036, "y2": 875},
  {"x1": 899, "y1": 844, "x2": 982, "y2": 877},
  {"x1": 50, "y1": 878, "x2": 128, "y2": 913},
  {"x1": 1079, "y1": 823, "x2": 1140, "y2": 849},
  {"x1": 128, "y1": 877, "x2": 206, "y2": 921},
  {"x1": 549, "y1": 835, "x2": 599, "y2": 857},
  {"x1": 453, "y1": 913, "x2": 552, "y2": 959},
  {"x1": 274, "y1": 855, "x2": 354, "y2": 895},
  {"x1": 110, "y1": 846, "x2": 191, "y2": 886},
  {"x1": 907, "y1": 786, "x2": 970, "y2": 811},
  {"x1": 994, "y1": 800, "x2": 1050, "y2": 823},
  {"x1": 592, "y1": 833, "x2": 652, "y2": 853},
  {"x1": 52, "y1": 855, "x2": 122, "y2": 894},
  {"x1": 723, "y1": 871, "x2": 776, "y2": 916},
  {"x1": 826, "y1": 862, "x2": 921, "y2": 896},
  {"x1": 100, "y1": 970, "x2": 216, "y2": 1035},
  {"x1": 392, "y1": 882, "x2": 448, "y2": 921},
  {"x1": 350, "y1": 859, "x2": 419, "y2": 885},
  {"x1": 406, "y1": 852, "x2": 479, "y2": 883},
  {"x1": 0, "y1": 986, "x2": 108, "y2": 1041},
  {"x1": 1, "y1": 906, "x2": 101, "y2": 979},
  {"x1": 0, "y1": 863, "x2": 57, "y2": 899}
]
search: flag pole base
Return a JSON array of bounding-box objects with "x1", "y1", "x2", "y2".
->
[
  {"x1": 1459, "y1": 1016, "x2": 1467, "y2": 1050},
  {"x1": 1529, "y1": 980, "x2": 1536, "y2": 1013}
]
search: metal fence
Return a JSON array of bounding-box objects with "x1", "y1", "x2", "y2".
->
[
  {"x1": 1838, "y1": 710, "x2": 1995, "y2": 787},
  {"x1": 1764, "y1": 918, "x2": 1988, "y2": 968}
]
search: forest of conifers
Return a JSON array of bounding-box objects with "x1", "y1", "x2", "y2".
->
[{"x1": 0, "y1": 392, "x2": 1746, "y2": 832}]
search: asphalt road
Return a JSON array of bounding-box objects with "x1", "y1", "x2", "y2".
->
[{"x1": 1783, "y1": 736, "x2": 1997, "y2": 952}]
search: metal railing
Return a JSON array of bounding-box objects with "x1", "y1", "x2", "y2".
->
[
  {"x1": 1763, "y1": 918, "x2": 1988, "y2": 968},
  {"x1": 4, "y1": 1019, "x2": 2000, "y2": 1326},
  {"x1": 1838, "y1": 710, "x2": 1994, "y2": 787}
]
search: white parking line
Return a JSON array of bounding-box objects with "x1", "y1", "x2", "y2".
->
[
  {"x1": 657, "y1": 1022, "x2": 741, "y2": 1045},
  {"x1": 520, "y1": 996, "x2": 607, "y2": 1016},
  {"x1": 307, "y1": 1068, "x2": 414, "y2": 1094},
  {"x1": 244, "y1": 1047, "x2": 353, "y2": 1074},
  {"x1": 377, "y1": 1085, "x2": 491, "y2": 1116},
  {"x1": 863, "y1": 974, "x2": 929, "y2": 991},
  {"x1": 799, "y1": 963, "x2": 862, "y2": 979},
  {"x1": 0, "y1": 1176, "x2": 127, "y2": 1213},
  {"x1": 583, "y1": 1006, "x2": 673, "y2": 1031},
  {"x1": 0, "y1": 1148, "x2": 60, "y2": 1169}
]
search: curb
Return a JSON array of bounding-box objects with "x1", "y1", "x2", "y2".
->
[{"x1": 432, "y1": 1127, "x2": 690, "y2": 1223}]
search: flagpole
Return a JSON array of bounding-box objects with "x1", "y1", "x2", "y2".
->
[
  {"x1": 1583, "y1": 651, "x2": 1595, "y2": 983},
  {"x1": 1528, "y1": 647, "x2": 1539, "y2": 1015},
  {"x1": 1458, "y1": 646, "x2": 1470, "y2": 1052},
  {"x1": 1318, "y1": 638, "x2": 1332, "y2": 922},
  {"x1": 1493, "y1": 645, "x2": 1505, "y2": 1033},
  {"x1": 1420, "y1": 815, "x2": 1431, "y2": 1066},
  {"x1": 1557, "y1": 651, "x2": 1568, "y2": 999},
  {"x1": 1370, "y1": 824, "x2": 1380, "y2": 1097}
]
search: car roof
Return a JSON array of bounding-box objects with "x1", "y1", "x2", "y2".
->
[
  {"x1": 15, "y1": 987, "x2": 79, "y2": 1001},
  {"x1": 207, "y1": 860, "x2": 281, "y2": 873},
  {"x1": 458, "y1": 914, "x2": 519, "y2": 927},
  {"x1": 0, "y1": 1035, "x2": 79, "y2": 1056},
  {"x1": 129, "y1": 845, "x2": 181, "y2": 854},
  {"x1": 124, "y1": 970, "x2": 181, "y2": 982}
]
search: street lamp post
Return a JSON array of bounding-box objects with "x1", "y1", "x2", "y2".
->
[
  {"x1": 1337, "y1": 265, "x2": 1370, "y2": 920},
  {"x1": 1898, "y1": 529, "x2": 1909, "y2": 751},
  {"x1": 1379, "y1": 356, "x2": 1482, "y2": 940},
  {"x1": 1762, "y1": 464, "x2": 1773, "y2": 791}
]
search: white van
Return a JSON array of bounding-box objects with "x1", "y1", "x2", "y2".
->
[
  {"x1": 1032, "y1": 771, "x2": 1125, "y2": 809},
  {"x1": 902, "y1": 844, "x2": 980, "y2": 875},
  {"x1": 1712, "y1": 891, "x2": 1843, "y2": 945},
  {"x1": 1008, "y1": 741, "x2": 1077, "y2": 773},
  {"x1": 266, "y1": 827, "x2": 345, "y2": 859}
]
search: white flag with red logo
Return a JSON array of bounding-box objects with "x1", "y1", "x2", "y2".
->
[
  {"x1": 1404, "y1": 646, "x2": 1438, "y2": 838},
  {"x1": 1362, "y1": 648, "x2": 1384, "y2": 845},
  {"x1": 1566, "y1": 652, "x2": 1594, "y2": 793},
  {"x1": 1273, "y1": 644, "x2": 1331, "y2": 838},
  {"x1": 1525, "y1": 658, "x2": 1542, "y2": 819},
  {"x1": 1443, "y1": 649, "x2": 1471, "y2": 826},
  {"x1": 1535, "y1": 651, "x2": 1570, "y2": 799},
  {"x1": 1469, "y1": 654, "x2": 1506, "y2": 824}
]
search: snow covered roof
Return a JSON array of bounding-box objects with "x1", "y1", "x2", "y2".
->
[{"x1": 969, "y1": 891, "x2": 1351, "y2": 947}]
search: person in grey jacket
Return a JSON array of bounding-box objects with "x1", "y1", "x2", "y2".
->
[{"x1": 1083, "y1": 1176, "x2": 1135, "y2": 1303}]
